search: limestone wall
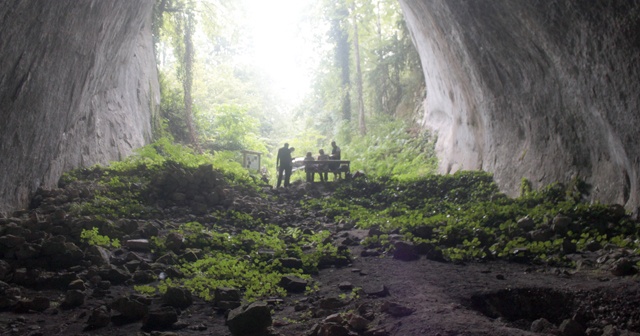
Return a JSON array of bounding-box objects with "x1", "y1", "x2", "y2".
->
[
  {"x1": 400, "y1": 0, "x2": 640, "y2": 209},
  {"x1": 0, "y1": 0, "x2": 159, "y2": 214}
]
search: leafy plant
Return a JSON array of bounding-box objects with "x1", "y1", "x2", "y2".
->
[{"x1": 80, "y1": 228, "x2": 121, "y2": 248}]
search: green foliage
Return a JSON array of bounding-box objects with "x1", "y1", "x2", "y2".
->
[
  {"x1": 198, "y1": 104, "x2": 266, "y2": 153},
  {"x1": 80, "y1": 228, "x2": 121, "y2": 248},
  {"x1": 110, "y1": 137, "x2": 215, "y2": 171},
  {"x1": 342, "y1": 116, "x2": 437, "y2": 179},
  {"x1": 303, "y1": 172, "x2": 640, "y2": 266},
  {"x1": 134, "y1": 285, "x2": 158, "y2": 296}
]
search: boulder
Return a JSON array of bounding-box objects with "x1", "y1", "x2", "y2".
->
[
  {"x1": 226, "y1": 301, "x2": 272, "y2": 336},
  {"x1": 163, "y1": 287, "x2": 193, "y2": 309},
  {"x1": 393, "y1": 241, "x2": 419, "y2": 261},
  {"x1": 279, "y1": 275, "x2": 308, "y2": 293},
  {"x1": 61, "y1": 290, "x2": 85, "y2": 309},
  {"x1": 86, "y1": 305, "x2": 111, "y2": 329},
  {"x1": 143, "y1": 306, "x2": 178, "y2": 330},
  {"x1": 381, "y1": 301, "x2": 414, "y2": 317},
  {"x1": 111, "y1": 296, "x2": 148, "y2": 320}
]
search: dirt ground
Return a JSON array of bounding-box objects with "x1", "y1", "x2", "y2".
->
[
  {"x1": 2, "y1": 235, "x2": 638, "y2": 336},
  {"x1": 1, "y1": 180, "x2": 639, "y2": 336}
]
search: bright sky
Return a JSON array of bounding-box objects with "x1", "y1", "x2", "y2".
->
[{"x1": 240, "y1": 0, "x2": 320, "y2": 105}]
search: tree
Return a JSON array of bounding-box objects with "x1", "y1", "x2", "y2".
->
[
  {"x1": 155, "y1": 0, "x2": 200, "y2": 151},
  {"x1": 351, "y1": 0, "x2": 367, "y2": 135},
  {"x1": 326, "y1": 0, "x2": 352, "y2": 122}
]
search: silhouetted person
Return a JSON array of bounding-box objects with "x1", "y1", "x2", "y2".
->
[
  {"x1": 330, "y1": 141, "x2": 341, "y2": 160},
  {"x1": 276, "y1": 143, "x2": 293, "y2": 188},
  {"x1": 303, "y1": 151, "x2": 316, "y2": 182},
  {"x1": 317, "y1": 149, "x2": 330, "y2": 182},
  {"x1": 329, "y1": 141, "x2": 341, "y2": 177}
]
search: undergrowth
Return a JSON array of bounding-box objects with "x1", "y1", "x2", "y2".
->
[
  {"x1": 57, "y1": 137, "x2": 640, "y2": 305},
  {"x1": 303, "y1": 171, "x2": 639, "y2": 266}
]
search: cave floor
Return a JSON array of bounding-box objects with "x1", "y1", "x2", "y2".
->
[{"x1": 2, "y1": 238, "x2": 638, "y2": 336}]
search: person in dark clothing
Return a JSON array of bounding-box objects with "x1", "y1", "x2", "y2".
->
[
  {"x1": 317, "y1": 149, "x2": 330, "y2": 182},
  {"x1": 330, "y1": 141, "x2": 341, "y2": 160},
  {"x1": 303, "y1": 151, "x2": 316, "y2": 182},
  {"x1": 329, "y1": 141, "x2": 341, "y2": 175},
  {"x1": 276, "y1": 143, "x2": 293, "y2": 188}
]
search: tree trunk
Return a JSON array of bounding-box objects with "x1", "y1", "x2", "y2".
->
[
  {"x1": 352, "y1": 2, "x2": 367, "y2": 135},
  {"x1": 182, "y1": 11, "x2": 201, "y2": 153}
]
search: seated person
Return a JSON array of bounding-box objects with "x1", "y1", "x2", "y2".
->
[
  {"x1": 317, "y1": 149, "x2": 330, "y2": 182},
  {"x1": 303, "y1": 151, "x2": 316, "y2": 182}
]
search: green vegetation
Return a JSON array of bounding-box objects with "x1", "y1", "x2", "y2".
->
[
  {"x1": 152, "y1": 0, "x2": 427, "y2": 184},
  {"x1": 150, "y1": 220, "x2": 345, "y2": 301},
  {"x1": 343, "y1": 116, "x2": 438, "y2": 179},
  {"x1": 80, "y1": 227, "x2": 121, "y2": 248},
  {"x1": 304, "y1": 171, "x2": 639, "y2": 266},
  {"x1": 62, "y1": 138, "x2": 640, "y2": 305}
]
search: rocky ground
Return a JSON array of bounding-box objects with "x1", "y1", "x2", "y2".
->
[{"x1": 0, "y1": 167, "x2": 638, "y2": 336}]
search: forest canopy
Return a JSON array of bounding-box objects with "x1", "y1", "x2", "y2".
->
[{"x1": 153, "y1": 0, "x2": 436, "y2": 181}]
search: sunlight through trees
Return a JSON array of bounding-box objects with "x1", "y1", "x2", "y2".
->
[{"x1": 153, "y1": 0, "x2": 433, "y2": 180}]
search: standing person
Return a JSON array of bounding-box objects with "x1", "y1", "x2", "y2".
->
[
  {"x1": 329, "y1": 141, "x2": 341, "y2": 177},
  {"x1": 303, "y1": 152, "x2": 316, "y2": 182},
  {"x1": 317, "y1": 149, "x2": 330, "y2": 182},
  {"x1": 276, "y1": 143, "x2": 293, "y2": 188},
  {"x1": 330, "y1": 141, "x2": 341, "y2": 160}
]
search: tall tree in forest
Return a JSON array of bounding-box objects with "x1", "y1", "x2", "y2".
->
[
  {"x1": 327, "y1": 0, "x2": 351, "y2": 122},
  {"x1": 155, "y1": 0, "x2": 201, "y2": 152},
  {"x1": 351, "y1": 1, "x2": 367, "y2": 135},
  {"x1": 181, "y1": 8, "x2": 201, "y2": 152}
]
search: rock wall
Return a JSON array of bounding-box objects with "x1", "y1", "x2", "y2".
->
[
  {"x1": 0, "y1": 0, "x2": 159, "y2": 214},
  {"x1": 399, "y1": 0, "x2": 640, "y2": 209}
]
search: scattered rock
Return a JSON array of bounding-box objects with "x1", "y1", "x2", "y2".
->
[
  {"x1": 559, "y1": 319, "x2": 585, "y2": 336},
  {"x1": 0, "y1": 260, "x2": 11, "y2": 281},
  {"x1": 318, "y1": 297, "x2": 349, "y2": 310},
  {"x1": 61, "y1": 290, "x2": 85, "y2": 309},
  {"x1": 279, "y1": 257, "x2": 304, "y2": 269},
  {"x1": 68, "y1": 279, "x2": 87, "y2": 291},
  {"x1": 411, "y1": 225, "x2": 434, "y2": 239},
  {"x1": 15, "y1": 296, "x2": 50, "y2": 312},
  {"x1": 531, "y1": 318, "x2": 556, "y2": 333},
  {"x1": 279, "y1": 275, "x2": 308, "y2": 293},
  {"x1": 214, "y1": 287, "x2": 241, "y2": 310},
  {"x1": 86, "y1": 245, "x2": 111, "y2": 266},
  {"x1": 585, "y1": 240, "x2": 602, "y2": 252},
  {"x1": 338, "y1": 281, "x2": 354, "y2": 291},
  {"x1": 98, "y1": 265, "x2": 131, "y2": 285},
  {"x1": 86, "y1": 305, "x2": 111, "y2": 329},
  {"x1": 361, "y1": 249, "x2": 381, "y2": 257},
  {"x1": 111, "y1": 296, "x2": 148, "y2": 320},
  {"x1": 165, "y1": 232, "x2": 184, "y2": 252},
  {"x1": 363, "y1": 284, "x2": 389, "y2": 297},
  {"x1": 529, "y1": 228, "x2": 554, "y2": 242},
  {"x1": 381, "y1": 301, "x2": 414, "y2": 317},
  {"x1": 125, "y1": 239, "x2": 150, "y2": 251},
  {"x1": 610, "y1": 258, "x2": 637, "y2": 276},
  {"x1": 517, "y1": 217, "x2": 535, "y2": 231},
  {"x1": 393, "y1": 241, "x2": 419, "y2": 261},
  {"x1": 317, "y1": 322, "x2": 351, "y2": 336},
  {"x1": 163, "y1": 287, "x2": 193, "y2": 309},
  {"x1": 133, "y1": 270, "x2": 156, "y2": 284},
  {"x1": 227, "y1": 301, "x2": 272, "y2": 336},
  {"x1": 143, "y1": 306, "x2": 178, "y2": 331},
  {"x1": 347, "y1": 314, "x2": 369, "y2": 331}
]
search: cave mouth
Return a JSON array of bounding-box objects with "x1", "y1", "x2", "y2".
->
[{"x1": 469, "y1": 287, "x2": 574, "y2": 325}]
